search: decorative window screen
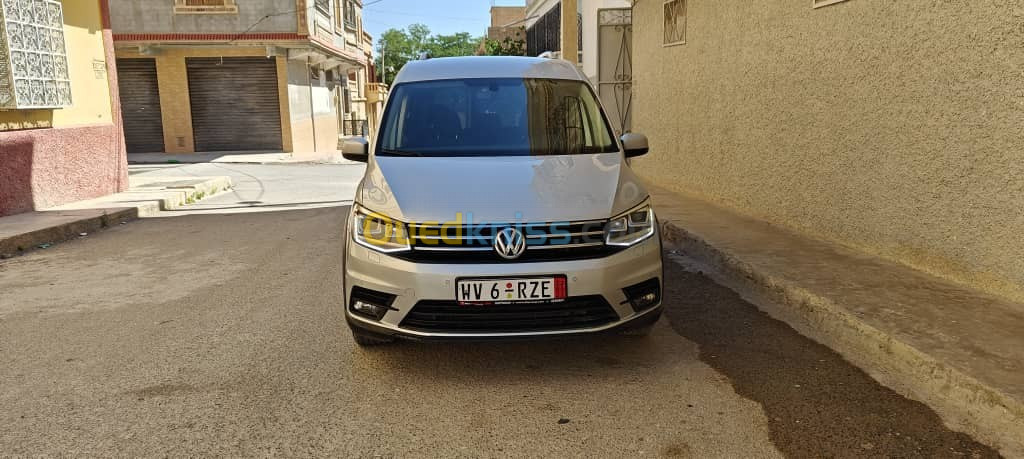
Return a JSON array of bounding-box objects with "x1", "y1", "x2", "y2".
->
[
  {"x1": 663, "y1": 0, "x2": 686, "y2": 46},
  {"x1": 0, "y1": 0, "x2": 71, "y2": 109}
]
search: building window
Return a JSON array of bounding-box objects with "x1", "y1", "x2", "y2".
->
[
  {"x1": 314, "y1": 0, "x2": 330, "y2": 16},
  {"x1": 663, "y1": 0, "x2": 686, "y2": 46},
  {"x1": 173, "y1": 0, "x2": 238, "y2": 14},
  {"x1": 344, "y1": 0, "x2": 358, "y2": 31},
  {"x1": 0, "y1": 0, "x2": 72, "y2": 109},
  {"x1": 812, "y1": 0, "x2": 851, "y2": 8},
  {"x1": 334, "y1": 0, "x2": 344, "y2": 31}
]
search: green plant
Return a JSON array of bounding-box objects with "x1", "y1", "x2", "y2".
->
[{"x1": 483, "y1": 35, "x2": 526, "y2": 56}]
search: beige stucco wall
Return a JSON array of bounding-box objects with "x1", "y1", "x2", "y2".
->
[
  {"x1": 490, "y1": 6, "x2": 526, "y2": 28},
  {"x1": 632, "y1": 0, "x2": 1024, "y2": 301}
]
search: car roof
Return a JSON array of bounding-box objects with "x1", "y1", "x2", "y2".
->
[{"x1": 391, "y1": 56, "x2": 587, "y2": 85}]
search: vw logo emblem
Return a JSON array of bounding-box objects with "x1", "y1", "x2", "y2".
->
[{"x1": 494, "y1": 227, "x2": 526, "y2": 260}]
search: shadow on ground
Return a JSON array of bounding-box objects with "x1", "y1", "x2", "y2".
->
[{"x1": 660, "y1": 256, "x2": 999, "y2": 458}]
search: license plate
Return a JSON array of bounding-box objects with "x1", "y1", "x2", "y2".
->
[{"x1": 456, "y1": 276, "x2": 567, "y2": 304}]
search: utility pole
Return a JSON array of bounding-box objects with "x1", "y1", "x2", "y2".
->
[{"x1": 380, "y1": 38, "x2": 387, "y2": 85}]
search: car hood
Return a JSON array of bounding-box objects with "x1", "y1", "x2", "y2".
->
[{"x1": 358, "y1": 153, "x2": 648, "y2": 223}]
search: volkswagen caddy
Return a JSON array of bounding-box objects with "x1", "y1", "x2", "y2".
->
[{"x1": 341, "y1": 56, "x2": 663, "y2": 345}]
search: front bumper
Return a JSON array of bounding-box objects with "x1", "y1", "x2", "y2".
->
[{"x1": 343, "y1": 227, "x2": 663, "y2": 340}]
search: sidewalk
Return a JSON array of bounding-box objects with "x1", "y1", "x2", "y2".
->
[
  {"x1": 0, "y1": 175, "x2": 231, "y2": 258},
  {"x1": 126, "y1": 150, "x2": 356, "y2": 165},
  {"x1": 651, "y1": 184, "x2": 1024, "y2": 457}
]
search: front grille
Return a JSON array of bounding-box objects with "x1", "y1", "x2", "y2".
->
[
  {"x1": 399, "y1": 296, "x2": 620, "y2": 333},
  {"x1": 396, "y1": 220, "x2": 623, "y2": 263},
  {"x1": 394, "y1": 244, "x2": 624, "y2": 263}
]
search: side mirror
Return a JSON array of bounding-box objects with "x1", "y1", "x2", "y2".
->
[
  {"x1": 621, "y1": 133, "x2": 649, "y2": 158},
  {"x1": 341, "y1": 137, "x2": 369, "y2": 162}
]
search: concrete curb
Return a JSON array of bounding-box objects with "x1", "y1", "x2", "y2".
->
[
  {"x1": 156, "y1": 176, "x2": 233, "y2": 213},
  {"x1": 0, "y1": 208, "x2": 138, "y2": 257},
  {"x1": 0, "y1": 177, "x2": 232, "y2": 258},
  {"x1": 660, "y1": 220, "x2": 1024, "y2": 458}
]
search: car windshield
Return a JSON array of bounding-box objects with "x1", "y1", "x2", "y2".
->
[{"x1": 376, "y1": 78, "x2": 619, "y2": 157}]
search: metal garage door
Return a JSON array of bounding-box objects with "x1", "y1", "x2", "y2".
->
[
  {"x1": 116, "y1": 58, "x2": 165, "y2": 153},
  {"x1": 186, "y1": 57, "x2": 282, "y2": 152}
]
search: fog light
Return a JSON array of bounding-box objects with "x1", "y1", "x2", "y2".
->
[
  {"x1": 636, "y1": 292, "x2": 657, "y2": 305},
  {"x1": 623, "y1": 278, "x2": 661, "y2": 312},
  {"x1": 349, "y1": 286, "x2": 396, "y2": 321},
  {"x1": 353, "y1": 300, "x2": 385, "y2": 318}
]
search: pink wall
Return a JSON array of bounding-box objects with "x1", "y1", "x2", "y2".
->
[{"x1": 0, "y1": 124, "x2": 126, "y2": 216}]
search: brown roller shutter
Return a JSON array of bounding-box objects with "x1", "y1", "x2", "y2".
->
[
  {"x1": 116, "y1": 58, "x2": 165, "y2": 153},
  {"x1": 186, "y1": 57, "x2": 282, "y2": 152}
]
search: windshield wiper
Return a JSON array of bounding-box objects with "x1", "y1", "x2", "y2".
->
[{"x1": 378, "y1": 149, "x2": 423, "y2": 157}]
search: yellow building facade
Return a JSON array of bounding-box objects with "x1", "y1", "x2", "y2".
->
[{"x1": 0, "y1": 0, "x2": 127, "y2": 216}]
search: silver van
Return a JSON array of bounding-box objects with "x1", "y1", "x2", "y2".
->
[{"x1": 341, "y1": 56, "x2": 662, "y2": 345}]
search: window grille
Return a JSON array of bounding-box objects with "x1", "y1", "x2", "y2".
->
[
  {"x1": 663, "y1": 0, "x2": 686, "y2": 46},
  {"x1": 526, "y1": 4, "x2": 560, "y2": 57}
]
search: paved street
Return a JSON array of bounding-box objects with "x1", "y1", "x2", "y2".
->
[
  {"x1": 0, "y1": 164, "x2": 997, "y2": 457},
  {"x1": 127, "y1": 161, "x2": 365, "y2": 215}
]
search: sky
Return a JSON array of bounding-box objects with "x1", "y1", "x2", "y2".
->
[{"x1": 362, "y1": 0, "x2": 525, "y2": 40}]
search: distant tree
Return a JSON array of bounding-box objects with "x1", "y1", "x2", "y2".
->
[
  {"x1": 406, "y1": 23, "x2": 432, "y2": 55},
  {"x1": 426, "y1": 32, "x2": 480, "y2": 58},
  {"x1": 376, "y1": 28, "x2": 413, "y2": 84},
  {"x1": 483, "y1": 36, "x2": 526, "y2": 56},
  {"x1": 376, "y1": 24, "x2": 482, "y2": 83}
]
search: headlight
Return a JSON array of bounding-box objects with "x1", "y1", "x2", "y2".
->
[
  {"x1": 605, "y1": 199, "x2": 655, "y2": 247},
  {"x1": 352, "y1": 205, "x2": 411, "y2": 253}
]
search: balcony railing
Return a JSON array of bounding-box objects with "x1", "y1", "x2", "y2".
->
[{"x1": 366, "y1": 83, "x2": 388, "y2": 104}]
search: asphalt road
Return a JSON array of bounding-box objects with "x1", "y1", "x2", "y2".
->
[{"x1": 0, "y1": 164, "x2": 998, "y2": 457}]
